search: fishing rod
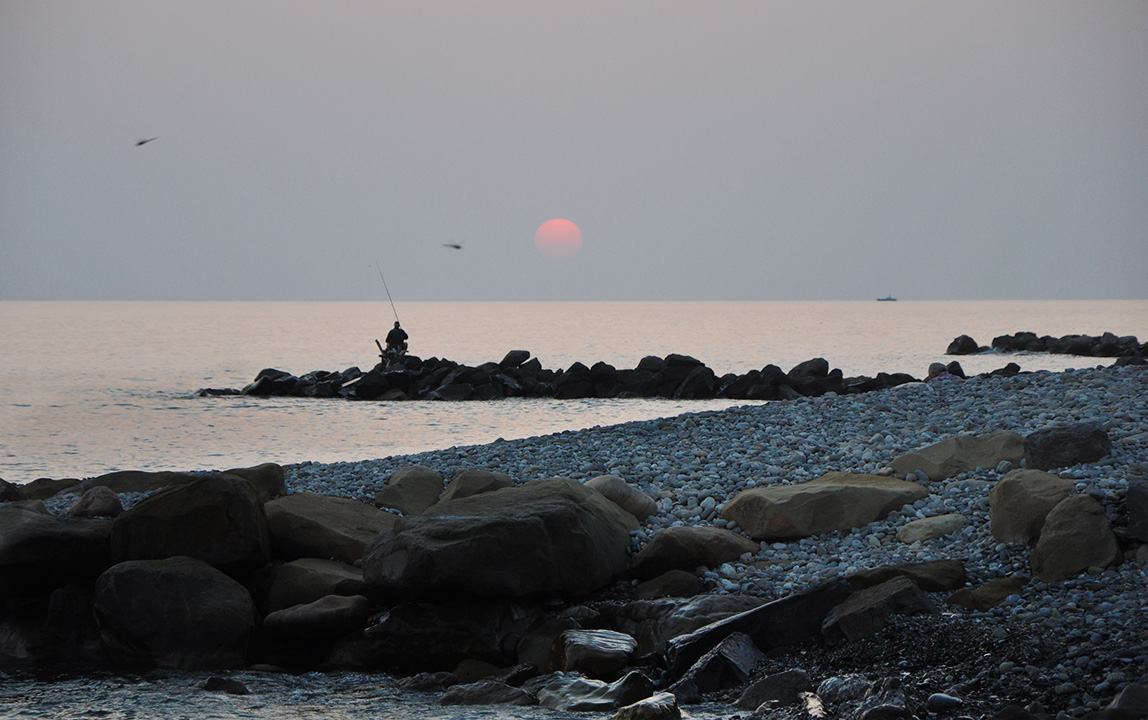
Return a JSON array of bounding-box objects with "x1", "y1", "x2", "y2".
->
[{"x1": 373, "y1": 259, "x2": 400, "y2": 324}]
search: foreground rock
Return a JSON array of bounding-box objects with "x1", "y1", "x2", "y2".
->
[
  {"x1": 0, "y1": 504, "x2": 112, "y2": 597},
  {"x1": 264, "y1": 493, "x2": 396, "y2": 564},
  {"x1": 1028, "y1": 494, "x2": 1122, "y2": 581},
  {"x1": 1023, "y1": 422, "x2": 1113, "y2": 471},
  {"x1": 364, "y1": 478, "x2": 634, "y2": 599},
  {"x1": 93, "y1": 556, "x2": 257, "y2": 669},
  {"x1": 631, "y1": 526, "x2": 759, "y2": 579},
  {"x1": 890, "y1": 431, "x2": 1024, "y2": 481}
]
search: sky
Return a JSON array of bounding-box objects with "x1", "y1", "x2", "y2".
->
[{"x1": 1, "y1": 1, "x2": 1146, "y2": 302}]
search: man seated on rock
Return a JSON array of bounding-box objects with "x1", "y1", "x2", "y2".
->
[{"x1": 926, "y1": 362, "x2": 957, "y2": 383}]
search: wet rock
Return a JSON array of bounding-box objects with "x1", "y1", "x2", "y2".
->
[
  {"x1": 66, "y1": 486, "x2": 123, "y2": 518},
  {"x1": 610, "y1": 691, "x2": 681, "y2": 720},
  {"x1": 821, "y1": 576, "x2": 936, "y2": 646},
  {"x1": 945, "y1": 575, "x2": 1028, "y2": 611},
  {"x1": 631, "y1": 526, "x2": 758, "y2": 579},
  {"x1": 721, "y1": 473, "x2": 928, "y2": 540},
  {"x1": 890, "y1": 431, "x2": 1025, "y2": 482},
  {"x1": 586, "y1": 475, "x2": 659, "y2": 522},
  {"x1": 850, "y1": 677, "x2": 910, "y2": 720},
  {"x1": 551, "y1": 629, "x2": 638, "y2": 677},
  {"x1": 926, "y1": 692, "x2": 963, "y2": 712},
  {"x1": 364, "y1": 478, "x2": 633, "y2": 599},
  {"x1": 438, "y1": 679, "x2": 536, "y2": 706},
  {"x1": 635, "y1": 570, "x2": 704, "y2": 600},
  {"x1": 373, "y1": 465, "x2": 444, "y2": 516},
  {"x1": 399, "y1": 671, "x2": 459, "y2": 691},
  {"x1": 817, "y1": 674, "x2": 872, "y2": 705},
  {"x1": 265, "y1": 492, "x2": 396, "y2": 565},
  {"x1": 94, "y1": 556, "x2": 257, "y2": 669},
  {"x1": 438, "y1": 469, "x2": 514, "y2": 504},
  {"x1": 735, "y1": 668, "x2": 812, "y2": 710},
  {"x1": 602, "y1": 594, "x2": 766, "y2": 657},
  {"x1": 989, "y1": 469, "x2": 1075, "y2": 544},
  {"x1": 845, "y1": 559, "x2": 967, "y2": 592},
  {"x1": 110, "y1": 475, "x2": 270, "y2": 576},
  {"x1": 526, "y1": 670, "x2": 655, "y2": 712},
  {"x1": 1024, "y1": 422, "x2": 1112, "y2": 471},
  {"x1": 669, "y1": 631, "x2": 764, "y2": 698},
  {"x1": 1030, "y1": 494, "x2": 1122, "y2": 581}
]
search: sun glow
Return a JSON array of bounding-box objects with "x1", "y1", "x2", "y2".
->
[{"x1": 534, "y1": 218, "x2": 582, "y2": 260}]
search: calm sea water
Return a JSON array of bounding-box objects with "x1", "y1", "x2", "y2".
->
[{"x1": 2, "y1": 300, "x2": 1146, "y2": 484}]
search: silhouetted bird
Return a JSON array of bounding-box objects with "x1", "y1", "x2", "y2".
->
[
  {"x1": 442, "y1": 243, "x2": 463, "y2": 250},
  {"x1": 135, "y1": 137, "x2": 158, "y2": 146}
]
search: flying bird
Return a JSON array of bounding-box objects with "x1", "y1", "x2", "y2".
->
[
  {"x1": 442, "y1": 243, "x2": 463, "y2": 250},
  {"x1": 135, "y1": 137, "x2": 158, "y2": 146}
]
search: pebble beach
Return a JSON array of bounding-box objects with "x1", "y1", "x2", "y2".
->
[{"x1": 280, "y1": 363, "x2": 1148, "y2": 717}]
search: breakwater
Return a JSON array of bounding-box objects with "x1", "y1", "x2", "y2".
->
[
  {"x1": 205, "y1": 352, "x2": 934, "y2": 402},
  {"x1": 947, "y1": 331, "x2": 1146, "y2": 359}
]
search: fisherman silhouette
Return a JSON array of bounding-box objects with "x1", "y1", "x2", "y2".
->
[{"x1": 384, "y1": 321, "x2": 408, "y2": 359}]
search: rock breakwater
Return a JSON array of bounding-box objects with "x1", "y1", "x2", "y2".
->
[{"x1": 947, "y1": 331, "x2": 1146, "y2": 362}]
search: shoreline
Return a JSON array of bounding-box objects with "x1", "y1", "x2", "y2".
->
[{"x1": 7, "y1": 364, "x2": 1148, "y2": 718}]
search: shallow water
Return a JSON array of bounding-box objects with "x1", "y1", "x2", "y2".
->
[{"x1": 2, "y1": 299, "x2": 1145, "y2": 482}]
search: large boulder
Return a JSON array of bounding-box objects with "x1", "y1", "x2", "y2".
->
[
  {"x1": 17, "y1": 477, "x2": 80, "y2": 501},
  {"x1": 631, "y1": 526, "x2": 758, "y2": 579},
  {"x1": 363, "y1": 478, "x2": 634, "y2": 599},
  {"x1": 0, "y1": 504, "x2": 113, "y2": 596},
  {"x1": 585, "y1": 475, "x2": 658, "y2": 522},
  {"x1": 438, "y1": 469, "x2": 514, "y2": 504},
  {"x1": 1029, "y1": 495, "x2": 1122, "y2": 581},
  {"x1": 79, "y1": 470, "x2": 195, "y2": 495},
  {"x1": 945, "y1": 575, "x2": 1028, "y2": 612},
  {"x1": 1023, "y1": 423, "x2": 1113, "y2": 471},
  {"x1": 669, "y1": 632, "x2": 764, "y2": 698},
  {"x1": 720, "y1": 473, "x2": 928, "y2": 540},
  {"x1": 895, "y1": 513, "x2": 967, "y2": 544},
  {"x1": 265, "y1": 493, "x2": 396, "y2": 564},
  {"x1": 221, "y1": 463, "x2": 288, "y2": 502},
  {"x1": 66, "y1": 486, "x2": 123, "y2": 519},
  {"x1": 1128, "y1": 478, "x2": 1148, "y2": 542},
  {"x1": 439, "y1": 680, "x2": 536, "y2": 706},
  {"x1": 611, "y1": 692, "x2": 681, "y2": 720},
  {"x1": 373, "y1": 465, "x2": 444, "y2": 515},
  {"x1": 602, "y1": 594, "x2": 766, "y2": 656},
  {"x1": 265, "y1": 557, "x2": 367, "y2": 613},
  {"x1": 93, "y1": 556, "x2": 257, "y2": 669},
  {"x1": 890, "y1": 431, "x2": 1025, "y2": 481},
  {"x1": 989, "y1": 469, "x2": 1075, "y2": 544},
  {"x1": 110, "y1": 475, "x2": 269, "y2": 576},
  {"x1": 946, "y1": 335, "x2": 980, "y2": 355}
]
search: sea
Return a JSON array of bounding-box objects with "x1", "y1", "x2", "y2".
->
[
  {"x1": 2, "y1": 299, "x2": 1147, "y2": 719},
  {"x1": 2, "y1": 300, "x2": 1147, "y2": 485}
]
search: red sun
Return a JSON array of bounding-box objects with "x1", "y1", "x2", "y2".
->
[{"x1": 535, "y1": 218, "x2": 582, "y2": 260}]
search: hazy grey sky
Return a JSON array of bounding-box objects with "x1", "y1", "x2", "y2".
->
[{"x1": 2, "y1": 2, "x2": 1145, "y2": 301}]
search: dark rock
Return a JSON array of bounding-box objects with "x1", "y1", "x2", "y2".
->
[
  {"x1": 439, "y1": 469, "x2": 514, "y2": 504},
  {"x1": 373, "y1": 465, "x2": 444, "y2": 516},
  {"x1": 261, "y1": 594, "x2": 371, "y2": 640},
  {"x1": 926, "y1": 693, "x2": 963, "y2": 712},
  {"x1": 264, "y1": 557, "x2": 367, "y2": 613},
  {"x1": 335, "y1": 600, "x2": 540, "y2": 671},
  {"x1": 945, "y1": 360, "x2": 966, "y2": 379},
  {"x1": 945, "y1": 575, "x2": 1028, "y2": 612},
  {"x1": 79, "y1": 470, "x2": 195, "y2": 496},
  {"x1": 946, "y1": 335, "x2": 979, "y2": 355},
  {"x1": 363, "y1": 478, "x2": 633, "y2": 599},
  {"x1": 599, "y1": 594, "x2": 766, "y2": 657},
  {"x1": 669, "y1": 631, "x2": 763, "y2": 697},
  {"x1": 845, "y1": 559, "x2": 967, "y2": 592},
  {"x1": 517, "y1": 616, "x2": 581, "y2": 672},
  {"x1": 499, "y1": 350, "x2": 532, "y2": 369},
  {"x1": 821, "y1": 576, "x2": 937, "y2": 645},
  {"x1": 526, "y1": 670, "x2": 655, "y2": 712},
  {"x1": 1, "y1": 479, "x2": 28, "y2": 503},
  {"x1": 734, "y1": 668, "x2": 812, "y2": 710},
  {"x1": 265, "y1": 492, "x2": 396, "y2": 565},
  {"x1": 635, "y1": 570, "x2": 704, "y2": 600},
  {"x1": 1024, "y1": 422, "x2": 1113, "y2": 470},
  {"x1": 631, "y1": 526, "x2": 758, "y2": 580},
  {"x1": 110, "y1": 475, "x2": 270, "y2": 576},
  {"x1": 399, "y1": 672, "x2": 459, "y2": 691},
  {"x1": 222, "y1": 463, "x2": 288, "y2": 502},
  {"x1": 610, "y1": 692, "x2": 681, "y2": 720},
  {"x1": 551, "y1": 629, "x2": 638, "y2": 677},
  {"x1": 664, "y1": 578, "x2": 852, "y2": 676},
  {"x1": 852, "y1": 677, "x2": 910, "y2": 720},
  {"x1": 0, "y1": 505, "x2": 113, "y2": 597},
  {"x1": 67, "y1": 486, "x2": 123, "y2": 518},
  {"x1": 94, "y1": 556, "x2": 257, "y2": 669},
  {"x1": 18, "y1": 477, "x2": 81, "y2": 501},
  {"x1": 439, "y1": 680, "x2": 536, "y2": 706}
]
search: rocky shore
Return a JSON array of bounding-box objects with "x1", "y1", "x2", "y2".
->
[
  {"x1": 946, "y1": 332, "x2": 1146, "y2": 361},
  {"x1": 3, "y1": 364, "x2": 1147, "y2": 720}
]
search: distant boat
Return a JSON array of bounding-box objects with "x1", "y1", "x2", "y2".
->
[{"x1": 877, "y1": 295, "x2": 897, "y2": 302}]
